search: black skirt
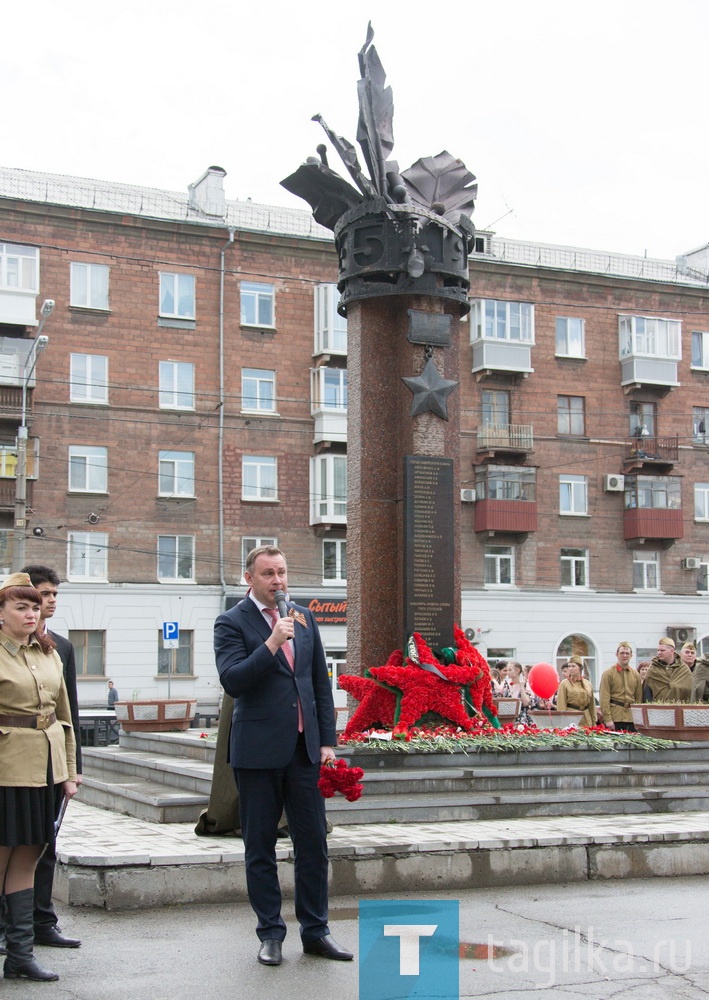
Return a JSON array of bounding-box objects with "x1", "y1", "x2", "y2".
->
[{"x1": 0, "y1": 759, "x2": 57, "y2": 848}]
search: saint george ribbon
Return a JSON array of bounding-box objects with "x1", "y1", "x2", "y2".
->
[{"x1": 264, "y1": 607, "x2": 303, "y2": 731}]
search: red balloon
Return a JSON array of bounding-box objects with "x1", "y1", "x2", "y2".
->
[{"x1": 528, "y1": 662, "x2": 560, "y2": 700}]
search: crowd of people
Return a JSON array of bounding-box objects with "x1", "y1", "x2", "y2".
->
[{"x1": 490, "y1": 635, "x2": 709, "y2": 730}]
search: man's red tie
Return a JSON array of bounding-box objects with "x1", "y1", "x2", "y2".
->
[
  {"x1": 265, "y1": 607, "x2": 302, "y2": 731},
  {"x1": 265, "y1": 608, "x2": 295, "y2": 668}
]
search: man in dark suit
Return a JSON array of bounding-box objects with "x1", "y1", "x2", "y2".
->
[
  {"x1": 22, "y1": 565, "x2": 82, "y2": 949},
  {"x1": 214, "y1": 545, "x2": 352, "y2": 967}
]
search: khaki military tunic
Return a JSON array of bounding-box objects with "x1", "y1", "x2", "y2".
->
[{"x1": 599, "y1": 665, "x2": 643, "y2": 724}]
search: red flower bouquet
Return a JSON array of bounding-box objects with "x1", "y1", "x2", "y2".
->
[{"x1": 318, "y1": 758, "x2": 365, "y2": 802}]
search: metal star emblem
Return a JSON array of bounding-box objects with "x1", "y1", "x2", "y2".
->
[{"x1": 402, "y1": 357, "x2": 459, "y2": 420}]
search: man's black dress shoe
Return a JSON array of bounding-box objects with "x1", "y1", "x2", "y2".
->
[
  {"x1": 34, "y1": 926, "x2": 81, "y2": 948},
  {"x1": 257, "y1": 940, "x2": 282, "y2": 966},
  {"x1": 303, "y1": 934, "x2": 353, "y2": 961}
]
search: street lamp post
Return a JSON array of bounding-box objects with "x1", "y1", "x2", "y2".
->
[{"x1": 12, "y1": 299, "x2": 53, "y2": 571}]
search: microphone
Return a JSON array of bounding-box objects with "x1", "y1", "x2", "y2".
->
[{"x1": 274, "y1": 590, "x2": 289, "y2": 619}]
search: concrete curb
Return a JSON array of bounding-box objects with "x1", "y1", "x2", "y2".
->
[{"x1": 55, "y1": 832, "x2": 709, "y2": 911}]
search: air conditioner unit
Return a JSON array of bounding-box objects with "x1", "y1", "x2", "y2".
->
[
  {"x1": 603, "y1": 474, "x2": 625, "y2": 492},
  {"x1": 683, "y1": 557, "x2": 702, "y2": 571},
  {"x1": 667, "y1": 626, "x2": 697, "y2": 646},
  {"x1": 461, "y1": 488, "x2": 476, "y2": 503}
]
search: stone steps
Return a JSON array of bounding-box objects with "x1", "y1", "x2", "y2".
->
[
  {"x1": 333, "y1": 784, "x2": 709, "y2": 824},
  {"x1": 78, "y1": 776, "x2": 208, "y2": 824},
  {"x1": 79, "y1": 731, "x2": 709, "y2": 825}
]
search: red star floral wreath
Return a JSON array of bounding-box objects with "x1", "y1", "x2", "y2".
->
[{"x1": 338, "y1": 628, "x2": 500, "y2": 738}]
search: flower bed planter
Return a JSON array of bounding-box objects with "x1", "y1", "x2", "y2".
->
[
  {"x1": 114, "y1": 699, "x2": 197, "y2": 733},
  {"x1": 494, "y1": 697, "x2": 521, "y2": 720},
  {"x1": 631, "y1": 703, "x2": 709, "y2": 741},
  {"x1": 531, "y1": 710, "x2": 584, "y2": 729}
]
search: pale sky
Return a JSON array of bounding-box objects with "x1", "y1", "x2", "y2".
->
[{"x1": 6, "y1": 0, "x2": 709, "y2": 261}]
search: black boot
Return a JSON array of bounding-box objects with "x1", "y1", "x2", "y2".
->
[{"x1": 3, "y1": 889, "x2": 58, "y2": 981}]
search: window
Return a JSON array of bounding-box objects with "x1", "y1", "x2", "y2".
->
[
  {"x1": 0, "y1": 353, "x2": 20, "y2": 384},
  {"x1": 158, "y1": 451, "x2": 195, "y2": 497},
  {"x1": 692, "y1": 332, "x2": 709, "y2": 370},
  {"x1": 695, "y1": 484, "x2": 709, "y2": 521},
  {"x1": 70, "y1": 262, "x2": 109, "y2": 310},
  {"x1": 630, "y1": 401, "x2": 656, "y2": 438},
  {"x1": 561, "y1": 548, "x2": 589, "y2": 588},
  {"x1": 158, "y1": 630, "x2": 193, "y2": 675},
  {"x1": 0, "y1": 529, "x2": 12, "y2": 574},
  {"x1": 310, "y1": 454, "x2": 347, "y2": 523},
  {"x1": 559, "y1": 474, "x2": 588, "y2": 515},
  {"x1": 159, "y1": 361, "x2": 194, "y2": 409},
  {"x1": 68, "y1": 532, "x2": 108, "y2": 581},
  {"x1": 475, "y1": 465, "x2": 536, "y2": 501},
  {"x1": 481, "y1": 389, "x2": 509, "y2": 427},
  {"x1": 314, "y1": 284, "x2": 347, "y2": 354},
  {"x1": 486, "y1": 648, "x2": 515, "y2": 670},
  {"x1": 633, "y1": 550, "x2": 660, "y2": 591},
  {"x1": 69, "y1": 446, "x2": 108, "y2": 493},
  {"x1": 698, "y1": 563, "x2": 709, "y2": 593},
  {"x1": 70, "y1": 354, "x2": 108, "y2": 404},
  {"x1": 619, "y1": 315, "x2": 681, "y2": 359},
  {"x1": 0, "y1": 442, "x2": 37, "y2": 479},
  {"x1": 555, "y1": 317, "x2": 585, "y2": 358},
  {"x1": 241, "y1": 536, "x2": 277, "y2": 582},
  {"x1": 472, "y1": 300, "x2": 534, "y2": 342},
  {"x1": 323, "y1": 539, "x2": 347, "y2": 584},
  {"x1": 242, "y1": 455, "x2": 277, "y2": 500},
  {"x1": 159, "y1": 272, "x2": 195, "y2": 319},
  {"x1": 557, "y1": 396, "x2": 585, "y2": 436},
  {"x1": 326, "y1": 650, "x2": 348, "y2": 707},
  {"x1": 242, "y1": 368, "x2": 276, "y2": 412},
  {"x1": 322, "y1": 368, "x2": 347, "y2": 409},
  {"x1": 241, "y1": 281, "x2": 274, "y2": 327},
  {"x1": 624, "y1": 475, "x2": 681, "y2": 510},
  {"x1": 311, "y1": 367, "x2": 348, "y2": 419},
  {"x1": 693, "y1": 407, "x2": 709, "y2": 445},
  {"x1": 68, "y1": 630, "x2": 106, "y2": 676},
  {"x1": 158, "y1": 535, "x2": 195, "y2": 581},
  {"x1": 0, "y1": 243, "x2": 38, "y2": 291},
  {"x1": 556, "y1": 635, "x2": 597, "y2": 685},
  {"x1": 484, "y1": 545, "x2": 514, "y2": 586}
]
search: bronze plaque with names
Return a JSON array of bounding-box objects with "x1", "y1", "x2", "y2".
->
[
  {"x1": 407, "y1": 309, "x2": 452, "y2": 346},
  {"x1": 403, "y1": 455, "x2": 455, "y2": 652}
]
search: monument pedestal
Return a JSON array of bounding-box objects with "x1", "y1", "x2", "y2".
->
[{"x1": 347, "y1": 295, "x2": 462, "y2": 674}]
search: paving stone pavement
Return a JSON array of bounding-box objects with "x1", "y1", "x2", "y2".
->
[{"x1": 56, "y1": 799, "x2": 709, "y2": 868}]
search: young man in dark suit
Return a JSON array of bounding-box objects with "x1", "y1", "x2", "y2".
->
[
  {"x1": 214, "y1": 545, "x2": 352, "y2": 967},
  {"x1": 22, "y1": 565, "x2": 82, "y2": 949}
]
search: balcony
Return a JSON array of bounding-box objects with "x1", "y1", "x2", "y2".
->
[
  {"x1": 310, "y1": 454, "x2": 347, "y2": 527},
  {"x1": 0, "y1": 480, "x2": 17, "y2": 510},
  {"x1": 312, "y1": 409, "x2": 347, "y2": 444},
  {"x1": 476, "y1": 423, "x2": 533, "y2": 458},
  {"x1": 311, "y1": 366, "x2": 347, "y2": 444},
  {"x1": 472, "y1": 340, "x2": 533, "y2": 378},
  {"x1": 623, "y1": 507, "x2": 683, "y2": 542},
  {"x1": 474, "y1": 500, "x2": 538, "y2": 534},
  {"x1": 0, "y1": 385, "x2": 24, "y2": 419},
  {"x1": 0, "y1": 244, "x2": 40, "y2": 327},
  {"x1": 618, "y1": 315, "x2": 681, "y2": 393},
  {"x1": 623, "y1": 435, "x2": 679, "y2": 471},
  {"x1": 620, "y1": 356, "x2": 679, "y2": 391}
]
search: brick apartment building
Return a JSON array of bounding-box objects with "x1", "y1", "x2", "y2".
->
[{"x1": 0, "y1": 164, "x2": 708, "y2": 705}]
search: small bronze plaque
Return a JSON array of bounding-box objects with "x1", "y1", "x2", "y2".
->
[{"x1": 407, "y1": 310, "x2": 452, "y2": 346}]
